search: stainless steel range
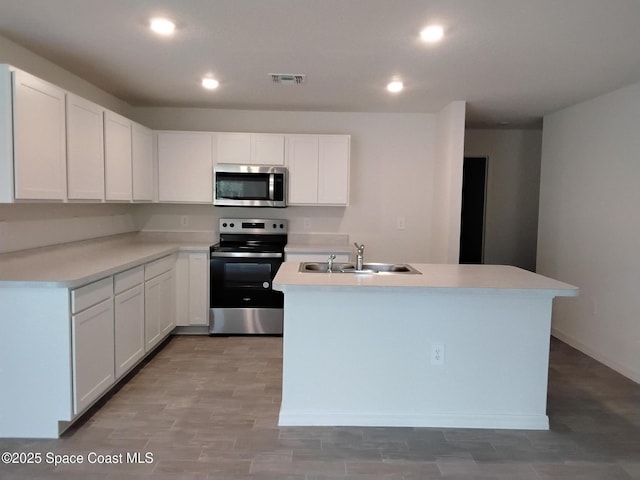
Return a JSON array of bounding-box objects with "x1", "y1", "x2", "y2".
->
[{"x1": 209, "y1": 218, "x2": 287, "y2": 335}]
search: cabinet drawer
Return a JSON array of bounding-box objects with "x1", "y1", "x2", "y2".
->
[
  {"x1": 114, "y1": 265, "x2": 144, "y2": 294},
  {"x1": 71, "y1": 277, "x2": 113, "y2": 314},
  {"x1": 145, "y1": 254, "x2": 175, "y2": 280}
]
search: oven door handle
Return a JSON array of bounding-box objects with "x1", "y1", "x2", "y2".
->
[{"x1": 210, "y1": 251, "x2": 283, "y2": 259}]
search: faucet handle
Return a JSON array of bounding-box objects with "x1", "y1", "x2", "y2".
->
[
  {"x1": 353, "y1": 242, "x2": 365, "y2": 253},
  {"x1": 328, "y1": 253, "x2": 336, "y2": 261}
]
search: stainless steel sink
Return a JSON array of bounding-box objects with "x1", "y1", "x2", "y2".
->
[
  {"x1": 299, "y1": 262, "x2": 354, "y2": 273},
  {"x1": 298, "y1": 262, "x2": 421, "y2": 274}
]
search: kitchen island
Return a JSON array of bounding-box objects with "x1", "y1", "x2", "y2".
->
[{"x1": 273, "y1": 262, "x2": 578, "y2": 430}]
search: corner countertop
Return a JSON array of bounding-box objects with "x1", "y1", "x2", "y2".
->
[
  {"x1": 273, "y1": 261, "x2": 579, "y2": 297},
  {"x1": 0, "y1": 234, "x2": 211, "y2": 289}
]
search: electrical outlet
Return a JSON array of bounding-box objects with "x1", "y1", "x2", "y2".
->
[
  {"x1": 397, "y1": 216, "x2": 406, "y2": 230},
  {"x1": 181, "y1": 216, "x2": 188, "y2": 227},
  {"x1": 303, "y1": 217, "x2": 311, "y2": 231},
  {"x1": 431, "y1": 344, "x2": 445, "y2": 366}
]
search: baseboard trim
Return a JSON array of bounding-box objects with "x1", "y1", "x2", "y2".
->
[
  {"x1": 278, "y1": 410, "x2": 549, "y2": 430},
  {"x1": 551, "y1": 328, "x2": 640, "y2": 384}
]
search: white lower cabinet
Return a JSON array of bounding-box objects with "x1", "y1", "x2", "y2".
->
[
  {"x1": 71, "y1": 295, "x2": 115, "y2": 415},
  {"x1": 115, "y1": 284, "x2": 145, "y2": 377},
  {"x1": 114, "y1": 266, "x2": 145, "y2": 378},
  {"x1": 176, "y1": 252, "x2": 209, "y2": 326},
  {"x1": 145, "y1": 255, "x2": 176, "y2": 351}
]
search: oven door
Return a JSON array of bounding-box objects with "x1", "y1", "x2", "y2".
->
[{"x1": 209, "y1": 252, "x2": 283, "y2": 309}]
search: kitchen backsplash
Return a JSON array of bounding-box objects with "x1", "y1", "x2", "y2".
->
[{"x1": 0, "y1": 204, "x2": 136, "y2": 254}]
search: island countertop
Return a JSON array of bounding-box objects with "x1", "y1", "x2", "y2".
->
[{"x1": 273, "y1": 261, "x2": 578, "y2": 297}]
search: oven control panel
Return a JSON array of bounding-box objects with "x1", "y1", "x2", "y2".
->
[{"x1": 219, "y1": 218, "x2": 288, "y2": 234}]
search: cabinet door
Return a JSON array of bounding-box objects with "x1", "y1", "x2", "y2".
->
[
  {"x1": 287, "y1": 135, "x2": 319, "y2": 204},
  {"x1": 131, "y1": 122, "x2": 153, "y2": 201},
  {"x1": 114, "y1": 284, "x2": 145, "y2": 378},
  {"x1": 318, "y1": 136, "x2": 350, "y2": 205},
  {"x1": 159, "y1": 269, "x2": 176, "y2": 335},
  {"x1": 72, "y1": 298, "x2": 115, "y2": 414},
  {"x1": 251, "y1": 134, "x2": 285, "y2": 165},
  {"x1": 104, "y1": 111, "x2": 132, "y2": 201},
  {"x1": 157, "y1": 132, "x2": 213, "y2": 202},
  {"x1": 216, "y1": 132, "x2": 251, "y2": 164},
  {"x1": 13, "y1": 69, "x2": 67, "y2": 200},
  {"x1": 188, "y1": 253, "x2": 209, "y2": 326},
  {"x1": 144, "y1": 275, "x2": 162, "y2": 351},
  {"x1": 66, "y1": 93, "x2": 104, "y2": 200}
]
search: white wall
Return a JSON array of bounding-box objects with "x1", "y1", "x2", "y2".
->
[
  {"x1": 464, "y1": 129, "x2": 542, "y2": 271},
  {"x1": 134, "y1": 107, "x2": 459, "y2": 263},
  {"x1": 0, "y1": 204, "x2": 136, "y2": 254},
  {"x1": 538, "y1": 81, "x2": 640, "y2": 383}
]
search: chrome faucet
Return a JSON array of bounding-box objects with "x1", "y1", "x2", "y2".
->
[
  {"x1": 327, "y1": 253, "x2": 336, "y2": 273},
  {"x1": 354, "y1": 243, "x2": 365, "y2": 270}
]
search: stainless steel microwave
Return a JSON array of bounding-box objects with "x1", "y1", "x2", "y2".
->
[{"x1": 214, "y1": 164, "x2": 287, "y2": 208}]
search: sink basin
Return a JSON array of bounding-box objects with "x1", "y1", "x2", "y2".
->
[
  {"x1": 298, "y1": 262, "x2": 421, "y2": 275},
  {"x1": 299, "y1": 262, "x2": 354, "y2": 273}
]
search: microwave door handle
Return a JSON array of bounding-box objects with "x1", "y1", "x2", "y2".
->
[{"x1": 268, "y1": 174, "x2": 275, "y2": 200}]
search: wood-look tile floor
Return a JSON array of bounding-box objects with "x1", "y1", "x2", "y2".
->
[{"x1": 1, "y1": 336, "x2": 639, "y2": 479}]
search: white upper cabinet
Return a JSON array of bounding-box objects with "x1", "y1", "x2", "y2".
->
[
  {"x1": 13, "y1": 69, "x2": 67, "y2": 201},
  {"x1": 318, "y1": 135, "x2": 350, "y2": 205},
  {"x1": 216, "y1": 132, "x2": 250, "y2": 164},
  {"x1": 287, "y1": 135, "x2": 319, "y2": 204},
  {"x1": 251, "y1": 134, "x2": 285, "y2": 165},
  {"x1": 131, "y1": 122, "x2": 153, "y2": 202},
  {"x1": 286, "y1": 135, "x2": 350, "y2": 206},
  {"x1": 157, "y1": 131, "x2": 213, "y2": 203},
  {"x1": 104, "y1": 111, "x2": 132, "y2": 201},
  {"x1": 217, "y1": 132, "x2": 284, "y2": 165},
  {"x1": 66, "y1": 93, "x2": 104, "y2": 201}
]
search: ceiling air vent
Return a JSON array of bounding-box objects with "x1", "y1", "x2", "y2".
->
[{"x1": 270, "y1": 73, "x2": 306, "y2": 85}]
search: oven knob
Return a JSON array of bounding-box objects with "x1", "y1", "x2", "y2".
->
[
  {"x1": 262, "y1": 282, "x2": 270, "y2": 289},
  {"x1": 272, "y1": 223, "x2": 277, "y2": 229},
  {"x1": 222, "y1": 222, "x2": 227, "y2": 228},
  {"x1": 230, "y1": 222, "x2": 235, "y2": 228},
  {"x1": 280, "y1": 223, "x2": 284, "y2": 229}
]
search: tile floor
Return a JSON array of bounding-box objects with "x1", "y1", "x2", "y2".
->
[{"x1": 1, "y1": 336, "x2": 639, "y2": 479}]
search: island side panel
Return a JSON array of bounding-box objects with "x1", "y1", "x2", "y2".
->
[
  {"x1": 279, "y1": 287, "x2": 554, "y2": 430},
  {"x1": 0, "y1": 288, "x2": 73, "y2": 438}
]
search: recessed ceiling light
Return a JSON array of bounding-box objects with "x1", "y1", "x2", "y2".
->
[
  {"x1": 150, "y1": 17, "x2": 176, "y2": 36},
  {"x1": 202, "y1": 77, "x2": 219, "y2": 90},
  {"x1": 386, "y1": 80, "x2": 404, "y2": 93},
  {"x1": 420, "y1": 24, "x2": 444, "y2": 43}
]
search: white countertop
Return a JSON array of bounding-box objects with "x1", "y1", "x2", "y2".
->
[
  {"x1": 273, "y1": 261, "x2": 579, "y2": 297},
  {"x1": 0, "y1": 234, "x2": 211, "y2": 288}
]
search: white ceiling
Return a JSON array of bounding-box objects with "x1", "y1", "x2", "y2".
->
[{"x1": 1, "y1": 0, "x2": 640, "y2": 128}]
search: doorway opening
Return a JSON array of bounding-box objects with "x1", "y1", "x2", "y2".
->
[{"x1": 459, "y1": 156, "x2": 488, "y2": 264}]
